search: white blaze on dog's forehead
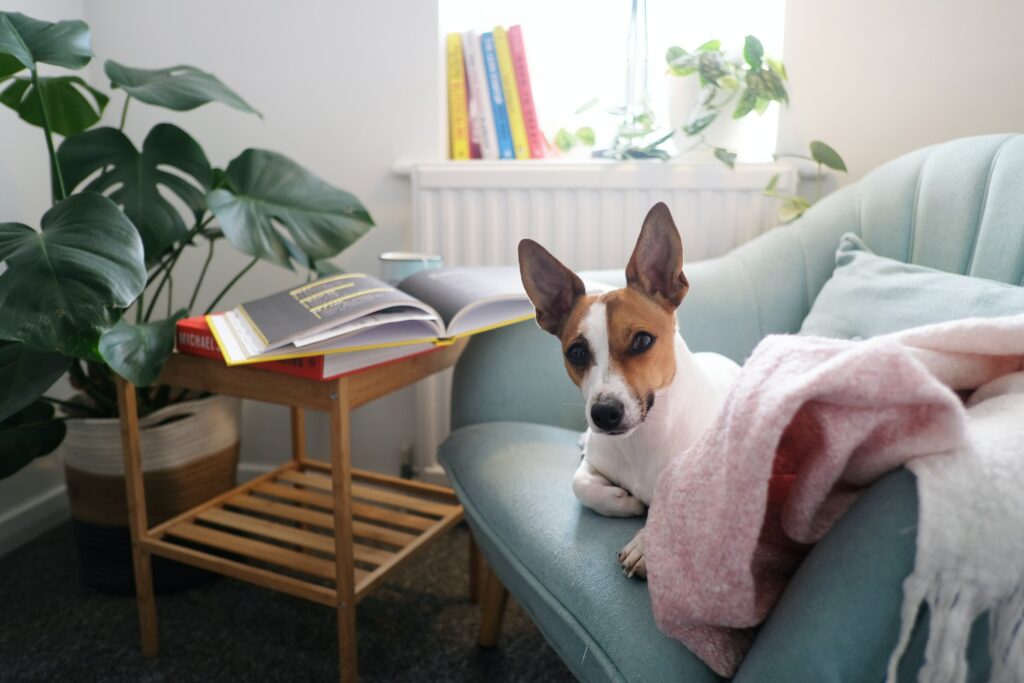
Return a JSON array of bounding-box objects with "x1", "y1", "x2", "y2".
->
[{"x1": 578, "y1": 299, "x2": 642, "y2": 430}]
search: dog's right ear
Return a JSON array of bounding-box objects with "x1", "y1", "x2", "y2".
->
[{"x1": 518, "y1": 239, "x2": 586, "y2": 336}]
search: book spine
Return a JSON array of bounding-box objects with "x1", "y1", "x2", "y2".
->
[
  {"x1": 176, "y1": 324, "x2": 327, "y2": 381},
  {"x1": 480, "y1": 32, "x2": 515, "y2": 159},
  {"x1": 508, "y1": 25, "x2": 545, "y2": 159},
  {"x1": 462, "y1": 30, "x2": 499, "y2": 160},
  {"x1": 492, "y1": 26, "x2": 530, "y2": 160},
  {"x1": 446, "y1": 32, "x2": 471, "y2": 160}
]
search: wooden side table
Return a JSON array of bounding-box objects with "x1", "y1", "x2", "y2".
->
[{"x1": 115, "y1": 340, "x2": 471, "y2": 681}]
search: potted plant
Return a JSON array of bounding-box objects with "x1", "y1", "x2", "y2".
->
[{"x1": 0, "y1": 12, "x2": 374, "y2": 592}]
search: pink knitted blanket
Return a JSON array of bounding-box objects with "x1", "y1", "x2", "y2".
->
[{"x1": 646, "y1": 315, "x2": 1024, "y2": 678}]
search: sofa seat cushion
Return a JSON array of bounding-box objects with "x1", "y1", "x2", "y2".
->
[{"x1": 439, "y1": 422, "x2": 719, "y2": 683}]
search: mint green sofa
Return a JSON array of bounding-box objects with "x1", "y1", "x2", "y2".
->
[{"x1": 439, "y1": 135, "x2": 1023, "y2": 682}]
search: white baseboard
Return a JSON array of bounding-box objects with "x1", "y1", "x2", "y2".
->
[{"x1": 0, "y1": 484, "x2": 69, "y2": 558}]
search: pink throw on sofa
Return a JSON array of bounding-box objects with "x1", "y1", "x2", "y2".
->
[{"x1": 646, "y1": 315, "x2": 1024, "y2": 678}]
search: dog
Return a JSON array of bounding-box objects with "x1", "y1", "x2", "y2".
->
[{"x1": 518, "y1": 202, "x2": 740, "y2": 579}]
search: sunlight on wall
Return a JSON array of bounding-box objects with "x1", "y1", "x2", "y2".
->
[{"x1": 440, "y1": 0, "x2": 785, "y2": 161}]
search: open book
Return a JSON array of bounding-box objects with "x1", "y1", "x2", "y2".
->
[{"x1": 208, "y1": 267, "x2": 541, "y2": 365}]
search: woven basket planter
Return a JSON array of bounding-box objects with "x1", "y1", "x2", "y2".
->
[{"x1": 61, "y1": 394, "x2": 241, "y2": 594}]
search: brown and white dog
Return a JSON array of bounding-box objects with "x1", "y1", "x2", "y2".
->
[{"x1": 518, "y1": 202, "x2": 740, "y2": 578}]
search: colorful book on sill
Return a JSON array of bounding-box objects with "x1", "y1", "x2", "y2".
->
[
  {"x1": 462, "y1": 30, "x2": 499, "y2": 160},
  {"x1": 205, "y1": 268, "x2": 548, "y2": 366},
  {"x1": 175, "y1": 316, "x2": 439, "y2": 381},
  {"x1": 480, "y1": 32, "x2": 515, "y2": 159},
  {"x1": 446, "y1": 32, "x2": 471, "y2": 160},
  {"x1": 492, "y1": 26, "x2": 530, "y2": 159},
  {"x1": 508, "y1": 25, "x2": 545, "y2": 159}
]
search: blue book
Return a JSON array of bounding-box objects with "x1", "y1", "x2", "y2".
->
[{"x1": 481, "y1": 32, "x2": 515, "y2": 160}]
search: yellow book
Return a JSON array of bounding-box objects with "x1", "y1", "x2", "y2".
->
[
  {"x1": 446, "y1": 33, "x2": 471, "y2": 160},
  {"x1": 492, "y1": 26, "x2": 530, "y2": 159}
]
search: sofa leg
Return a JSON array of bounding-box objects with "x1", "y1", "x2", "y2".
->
[
  {"x1": 469, "y1": 533, "x2": 482, "y2": 604},
  {"x1": 478, "y1": 568, "x2": 509, "y2": 648}
]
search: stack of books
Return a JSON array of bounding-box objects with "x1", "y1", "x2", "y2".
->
[
  {"x1": 176, "y1": 267, "x2": 539, "y2": 382},
  {"x1": 447, "y1": 25, "x2": 545, "y2": 160}
]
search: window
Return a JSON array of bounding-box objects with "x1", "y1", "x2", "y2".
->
[{"x1": 440, "y1": 0, "x2": 786, "y2": 161}]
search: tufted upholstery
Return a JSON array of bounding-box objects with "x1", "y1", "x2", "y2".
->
[{"x1": 441, "y1": 135, "x2": 1023, "y2": 682}]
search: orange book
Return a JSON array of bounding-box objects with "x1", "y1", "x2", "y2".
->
[{"x1": 446, "y1": 33, "x2": 471, "y2": 160}]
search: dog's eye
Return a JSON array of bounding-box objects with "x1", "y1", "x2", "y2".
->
[
  {"x1": 566, "y1": 342, "x2": 589, "y2": 366},
  {"x1": 630, "y1": 332, "x2": 655, "y2": 354}
]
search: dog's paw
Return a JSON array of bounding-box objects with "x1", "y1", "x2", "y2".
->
[{"x1": 618, "y1": 529, "x2": 647, "y2": 580}]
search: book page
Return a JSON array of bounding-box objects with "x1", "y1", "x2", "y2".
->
[{"x1": 397, "y1": 266, "x2": 527, "y2": 329}]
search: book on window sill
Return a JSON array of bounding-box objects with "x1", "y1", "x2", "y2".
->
[
  {"x1": 204, "y1": 267, "x2": 552, "y2": 366},
  {"x1": 175, "y1": 316, "x2": 440, "y2": 381}
]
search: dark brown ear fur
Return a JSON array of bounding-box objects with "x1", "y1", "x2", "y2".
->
[
  {"x1": 625, "y1": 202, "x2": 689, "y2": 309},
  {"x1": 518, "y1": 239, "x2": 585, "y2": 336}
]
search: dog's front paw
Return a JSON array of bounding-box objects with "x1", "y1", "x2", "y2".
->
[{"x1": 618, "y1": 529, "x2": 647, "y2": 580}]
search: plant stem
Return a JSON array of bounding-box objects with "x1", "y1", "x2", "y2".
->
[
  {"x1": 165, "y1": 271, "x2": 173, "y2": 316},
  {"x1": 42, "y1": 395, "x2": 104, "y2": 417},
  {"x1": 67, "y1": 361, "x2": 118, "y2": 415},
  {"x1": 119, "y1": 95, "x2": 131, "y2": 131},
  {"x1": 135, "y1": 291, "x2": 144, "y2": 323},
  {"x1": 142, "y1": 214, "x2": 214, "y2": 321},
  {"x1": 815, "y1": 162, "x2": 822, "y2": 202},
  {"x1": 189, "y1": 239, "x2": 216, "y2": 311},
  {"x1": 32, "y1": 70, "x2": 66, "y2": 202},
  {"x1": 205, "y1": 257, "x2": 258, "y2": 314}
]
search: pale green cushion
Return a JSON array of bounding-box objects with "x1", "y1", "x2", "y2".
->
[{"x1": 800, "y1": 233, "x2": 1024, "y2": 339}]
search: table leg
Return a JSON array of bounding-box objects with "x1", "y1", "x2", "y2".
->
[
  {"x1": 329, "y1": 379, "x2": 358, "y2": 681},
  {"x1": 116, "y1": 376, "x2": 159, "y2": 657}
]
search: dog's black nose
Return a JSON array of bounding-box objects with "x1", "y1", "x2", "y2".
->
[{"x1": 591, "y1": 399, "x2": 624, "y2": 431}]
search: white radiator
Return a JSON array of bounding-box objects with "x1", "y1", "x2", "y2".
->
[{"x1": 398, "y1": 159, "x2": 797, "y2": 480}]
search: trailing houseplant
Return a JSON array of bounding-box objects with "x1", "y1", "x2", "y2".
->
[{"x1": 0, "y1": 11, "x2": 374, "y2": 479}]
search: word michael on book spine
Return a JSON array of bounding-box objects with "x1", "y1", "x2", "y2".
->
[{"x1": 447, "y1": 25, "x2": 544, "y2": 160}]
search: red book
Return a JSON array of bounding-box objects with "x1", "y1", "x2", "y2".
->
[
  {"x1": 174, "y1": 316, "x2": 437, "y2": 382},
  {"x1": 508, "y1": 25, "x2": 545, "y2": 159}
]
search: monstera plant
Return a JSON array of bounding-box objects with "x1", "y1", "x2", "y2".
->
[{"x1": 0, "y1": 12, "x2": 374, "y2": 478}]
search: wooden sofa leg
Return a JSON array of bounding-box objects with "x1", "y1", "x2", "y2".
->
[
  {"x1": 469, "y1": 533, "x2": 482, "y2": 604},
  {"x1": 478, "y1": 568, "x2": 509, "y2": 647}
]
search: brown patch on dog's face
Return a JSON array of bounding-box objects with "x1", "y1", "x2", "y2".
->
[{"x1": 601, "y1": 288, "x2": 678, "y2": 403}]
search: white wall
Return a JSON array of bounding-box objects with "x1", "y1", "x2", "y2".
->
[
  {"x1": 0, "y1": 0, "x2": 441, "y2": 553},
  {"x1": 779, "y1": 0, "x2": 1024, "y2": 183}
]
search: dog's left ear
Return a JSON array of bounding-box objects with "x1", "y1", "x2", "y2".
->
[{"x1": 626, "y1": 202, "x2": 689, "y2": 309}]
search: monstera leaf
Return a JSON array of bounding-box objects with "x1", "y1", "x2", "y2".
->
[
  {"x1": 105, "y1": 60, "x2": 258, "y2": 115},
  {"x1": 207, "y1": 149, "x2": 374, "y2": 269},
  {"x1": 99, "y1": 310, "x2": 186, "y2": 387},
  {"x1": 58, "y1": 124, "x2": 212, "y2": 261},
  {"x1": 0, "y1": 341, "x2": 70, "y2": 421},
  {"x1": 0, "y1": 75, "x2": 108, "y2": 136},
  {"x1": 0, "y1": 401, "x2": 66, "y2": 479},
  {"x1": 0, "y1": 193, "x2": 145, "y2": 360},
  {"x1": 0, "y1": 12, "x2": 91, "y2": 73}
]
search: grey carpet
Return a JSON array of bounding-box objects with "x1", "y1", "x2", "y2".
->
[{"x1": 0, "y1": 522, "x2": 575, "y2": 682}]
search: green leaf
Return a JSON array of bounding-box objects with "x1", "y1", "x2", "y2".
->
[
  {"x1": 695, "y1": 39, "x2": 721, "y2": 53},
  {"x1": 766, "y1": 57, "x2": 787, "y2": 81},
  {"x1": 575, "y1": 126, "x2": 596, "y2": 146},
  {"x1": 697, "y1": 51, "x2": 729, "y2": 85},
  {"x1": 574, "y1": 97, "x2": 600, "y2": 115},
  {"x1": 810, "y1": 140, "x2": 848, "y2": 172},
  {"x1": 754, "y1": 97, "x2": 771, "y2": 115},
  {"x1": 0, "y1": 341, "x2": 70, "y2": 421},
  {"x1": 0, "y1": 53, "x2": 23, "y2": 79},
  {"x1": 104, "y1": 60, "x2": 259, "y2": 116},
  {"x1": 743, "y1": 35, "x2": 764, "y2": 70},
  {"x1": 714, "y1": 147, "x2": 737, "y2": 168},
  {"x1": 0, "y1": 12, "x2": 91, "y2": 72},
  {"x1": 745, "y1": 68, "x2": 788, "y2": 104},
  {"x1": 0, "y1": 193, "x2": 145, "y2": 360},
  {"x1": 0, "y1": 75, "x2": 108, "y2": 136},
  {"x1": 764, "y1": 173, "x2": 780, "y2": 193},
  {"x1": 58, "y1": 124, "x2": 212, "y2": 261},
  {"x1": 554, "y1": 128, "x2": 574, "y2": 152},
  {"x1": 0, "y1": 401, "x2": 65, "y2": 479},
  {"x1": 207, "y1": 149, "x2": 374, "y2": 269},
  {"x1": 99, "y1": 309, "x2": 185, "y2": 387},
  {"x1": 778, "y1": 195, "x2": 812, "y2": 223},
  {"x1": 733, "y1": 89, "x2": 757, "y2": 119},
  {"x1": 718, "y1": 74, "x2": 739, "y2": 90}
]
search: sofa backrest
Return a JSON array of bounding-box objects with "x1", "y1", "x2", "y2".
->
[{"x1": 450, "y1": 134, "x2": 1024, "y2": 432}]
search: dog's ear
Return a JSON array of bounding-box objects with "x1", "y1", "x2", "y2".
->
[
  {"x1": 519, "y1": 239, "x2": 586, "y2": 336},
  {"x1": 625, "y1": 202, "x2": 689, "y2": 309}
]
